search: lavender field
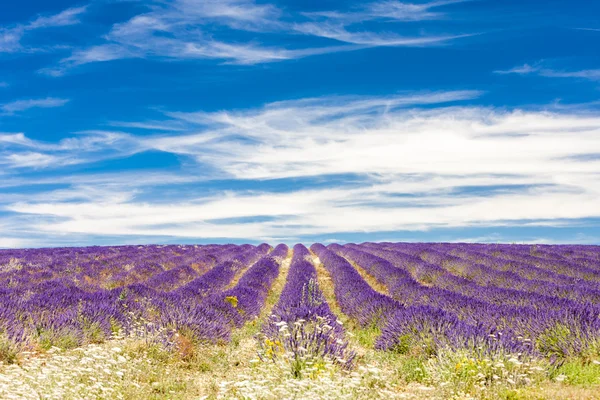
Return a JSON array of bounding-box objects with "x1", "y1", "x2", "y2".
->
[{"x1": 1, "y1": 242, "x2": 600, "y2": 399}]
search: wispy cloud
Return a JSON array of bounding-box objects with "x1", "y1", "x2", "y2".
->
[
  {"x1": 303, "y1": 0, "x2": 468, "y2": 24},
  {"x1": 0, "y1": 130, "x2": 142, "y2": 170},
  {"x1": 0, "y1": 132, "x2": 43, "y2": 147},
  {"x1": 107, "y1": 120, "x2": 188, "y2": 132},
  {"x1": 43, "y1": 0, "x2": 473, "y2": 75},
  {"x1": 40, "y1": 0, "x2": 315, "y2": 75},
  {"x1": 0, "y1": 81, "x2": 8, "y2": 88},
  {"x1": 0, "y1": 97, "x2": 70, "y2": 115},
  {"x1": 42, "y1": 41, "x2": 325, "y2": 77},
  {"x1": 540, "y1": 69, "x2": 600, "y2": 80},
  {"x1": 40, "y1": 44, "x2": 137, "y2": 76},
  {"x1": 0, "y1": 6, "x2": 87, "y2": 53},
  {"x1": 2, "y1": 152, "x2": 63, "y2": 168},
  {"x1": 4, "y1": 90, "x2": 600, "y2": 242},
  {"x1": 78, "y1": 0, "x2": 303, "y2": 67},
  {"x1": 296, "y1": 0, "x2": 473, "y2": 46},
  {"x1": 366, "y1": 0, "x2": 469, "y2": 20},
  {"x1": 494, "y1": 63, "x2": 538, "y2": 75},
  {"x1": 0, "y1": 237, "x2": 32, "y2": 249},
  {"x1": 151, "y1": 91, "x2": 600, "y2": 181},
  {"x1": 170, "y1": 0, "x2": 283, "y2": 31},
  {"x1": 293, "y1": 23, "x2": 471, "y2": 46},
  {"x1": 0, "y1": 27, "x2": 24, "y2": 53},
  {"x1": 495, "y1": 62, "x2": 600, "y2": 81},
  {"x1": 26, "y1": 6, "x2": 87, "y2": 30}
]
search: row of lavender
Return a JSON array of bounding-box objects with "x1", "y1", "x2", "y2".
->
[
  {"x1": 327, "y1": 243, "x2": 600, "y2": 362},
  {"x1": 2, "y1": 241, "x2": 599, "y2": 365},
  {"x1": 0, "y1": 244, "x2": 253, "y2": 292},
  {"x1": 261, "y1": 244, "x2": 355, "y2": 370},
  {"x1": 0, "y1": 243, "x2": 288, "y2": 351}
]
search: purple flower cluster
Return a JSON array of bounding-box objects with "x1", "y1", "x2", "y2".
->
[
  {"x1": 412, "y1": 246, "x2": 600, "y2": 304},
  {"x1": 337, "y1": 242, "x2": 600, "y2": 361},
  {"x1": 263, "y1": 244, "x2": 355, "y2": 369},
  {"x1": 201, "y1": 244, "x2": 289, "y2": 327},
  {"x1": 2, "y1": 241, "x2": 599, "y2": 365},
  {"x1": 266, "y1": 245, "x2": 338, "y2": 333},
  {"x1": 310, "y1": 243, "x2": 400, "y2": 327},
  {"x1": 0, "y1": 244, "x2": 272, "y2": 349}
]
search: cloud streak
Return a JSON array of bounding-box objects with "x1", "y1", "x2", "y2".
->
[
  {"x1": 27, "y1": 6, "x2": 87, "y2": 30},
  {"x1": 0, "y1": 130, "x2": 141, "y2": 169},
  {"x1": 42, "y1": 0, "x2": 474, "y2": 75},
  {"x1": 0, "y1": 6, "x2": 86, "y2": 53},
  {"x1": 3, "y1": 90, "x2": 600, "y2": 242},
  {"x1": 0, "y1": 97, "x2": 70, "y2": 115},
  {"x1": 495, "y1": 63, "x2": 600, "y2": 81},
  {"x1": 302, "y1": 0, "x2": 468, "y2": 24},
  {"x1": 296, "y1": 0, "x2": 474, "y2": 46},
  {"x1": 292, "y1": 23, "x2": 472, "y2": 46},
  {"x1": 0, "y1": 237, "x2": 32, "y2": 249}
]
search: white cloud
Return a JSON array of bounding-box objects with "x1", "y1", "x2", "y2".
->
[
  {"x1": 6, "y1": 180, "x2": 600, "y2": 240},
  {"x1": 42, "y1": 1, "x2": 296, "y2": 73},
  {"x1": 0, "y1": 27, "x2": 23, "y2": 53},
  {"x1": 0, "y1": 130, "x2": 142, "y2": 170},
  {"x1": 170, "y1": 0, "x2": 283, "y2": 31},
  {"x1": 27, "y1": 6, "x2": 87, "y2": 30},
  {"x1": 40, "y1": 44, "x2": 136, "y2": 76},
  {"x1": 158, "y1": 91, "x2": 600, "y2": 180},
  {"x1": 0, "y1": 6, "x2": 86, "y2": 53},
  {"x1": 44, "y1": 0, "x2": 473, "y2": 74},
  {"x1": 540, "y1": 69, "x2": 600, "y2": 80},
  {"x1": 365, "y1": 0, "x2": 468, "y2": 21},
  {"x1": 0, "y1": 237, "x2": 32, "y2": 249},
  {"x1": 51, "y1": 0, "x2": 294, "y2": 69},
  {"x1": 322, "y1": 238, "x2": 346, "y2": 244},
  {"x1": 0, "y1": 97, "x2": 69, "y2": 115},
  {"x1": 296, "y1": 0, "x2": 473, "y2": 46},
  {"x1": 293, "y1": 22, "x2": 471, "y2": 46},
  {"x1": 108, "y1": 120, "x2": 188, "y2": 132},
  {"x1": 4, "y1": 91, "x2": 600, "y2": 242},
  {"x1": 0, "y1": 132, "x2": 37, "y2": 146},
  {"x1": 495, "y1": 62, "x2": 600, "y2": 81},
  {"x1": 44, "y1": 39, "x2": 331, "y2": 75},
  {"x1": 1, "y1": 152, "x2": 63, "y2": 168},
  {"x1": 494, "y1": 63, "x2": 538, "y2": 75},
  {"x1": 303, "y1": 0, "x2": 467, "y2": 24}
]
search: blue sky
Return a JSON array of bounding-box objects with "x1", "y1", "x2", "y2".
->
[{"x1": 1, "y1": 0, "x2": 600, "y2": 248}]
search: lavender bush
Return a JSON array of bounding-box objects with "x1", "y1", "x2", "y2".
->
[
  {"x1": 261, "y1": 244, "x2": 355, "y2": 374},
  {"x1": 1, "y1": 241, "x2": 599, "y2": 369}
]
